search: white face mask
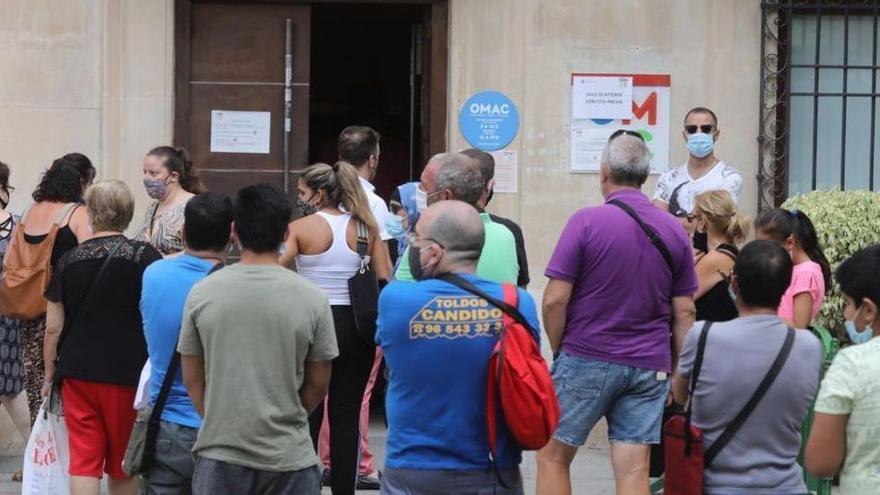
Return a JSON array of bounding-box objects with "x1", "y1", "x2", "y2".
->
[{"x1": 415, "y1": 187, "x2": 428, "y2": 213}]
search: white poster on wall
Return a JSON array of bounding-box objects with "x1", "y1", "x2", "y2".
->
[
  {"x1": 490, "y1": 150, "x2": 518, "y2": 193},
  {"x1": 210, "y1": 110, "x2": 271, "y2": 154},
  {"x1": 570, "y1": 74, "x2": 671, "y2": 174},
  {"x1": 571, "y1": 76, "x2": 633, "y2": 120}
]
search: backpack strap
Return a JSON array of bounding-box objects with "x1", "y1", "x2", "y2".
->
[
  {"x1": 53, "y1": 203, "x2": 79, "y2": 226},
  {"x1": 437, "y1": 273, "x2": 533, "y2": 331},
  {"x1": 682, "y1": 321, "x2": 713, "y2": 456},
  {"x1": 703, "y1": 328, "x2": 796, "y2": 466},
  {"x1": 355, "y1": 220, "x2": 369, "y2": 264}
]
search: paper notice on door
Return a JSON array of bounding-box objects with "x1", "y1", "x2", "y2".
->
[
  {"x1": 490, "y1": 150, "x2": 518, "y2": 193},
  {"x1": 210, "y1": 110, "x2": 271, "y2": 154}
]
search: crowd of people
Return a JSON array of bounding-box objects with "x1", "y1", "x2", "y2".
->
[{"x1": 0, "y1": 109, "x2": 876, "y2": 495}]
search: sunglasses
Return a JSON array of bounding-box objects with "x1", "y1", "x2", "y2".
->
[
  {"x1": 608, "y1": 129, "x2": 645, "y2": 142},
  {"x1": 685, "y1": 124, "x2": 715, "y2": 135}
]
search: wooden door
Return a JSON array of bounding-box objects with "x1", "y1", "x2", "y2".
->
[{"x1": 174, "y1": 2, "x2": 311, "y2": 199}]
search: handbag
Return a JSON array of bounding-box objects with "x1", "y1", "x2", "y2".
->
[
  {"x1": 47, "y1": 238, "x2": 126, "y2": 416},
  {"x1": 663, "y1": 324, "x2": 796, "y2": 495},
  {"x1": 123, "y1": 348, "x2": 179, "y2": 476},
  {"x1": 347, "y1": 220, "x2": 379, "y2": 340}
]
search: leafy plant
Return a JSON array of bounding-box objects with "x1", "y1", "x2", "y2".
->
[{"x1": 782, "y1": 190, "x2": 880, "y2": 336}]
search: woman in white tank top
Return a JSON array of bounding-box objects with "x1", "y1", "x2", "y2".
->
[{"x1": 279, "y1": 161, "x2": 390, "y2": 495}]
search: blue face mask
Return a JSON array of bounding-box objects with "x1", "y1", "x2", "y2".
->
[
  {"x1": 687, "y1": 133, "x2": 715, "y2": 158},
  {"x1": 385, "y1": 215, "x2": 406, "y2": 240},
  {"x1": 845, "y1": 307, "x2": 874, "y2": 345}
]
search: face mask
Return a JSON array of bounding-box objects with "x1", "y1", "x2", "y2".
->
[
  {"x1": 143, "y1": 177, "x2": 169, "y2": 200},
  {"x1": 415, "y1": 187, "x2": 428, "y2": 213},
  {"x1": 385, "y1": 215, "x2": 406, "y2": 240},
  {"x1": 0, "y1": 189, "x2": 8, "y2": 210},
  {"x1": 296, "y1": 199, "x2": 317, "y2": 217},
  {"x1": 687, "y1": 133, "x2": 715, "y2": 159},
  {"x1": 845, "y1": 307, "x2": 874, "y2": 344},
  {"x1": 409, "y1": 244, "x2": 426, "y2": 280}
]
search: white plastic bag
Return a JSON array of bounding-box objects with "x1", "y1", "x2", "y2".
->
[
  {"x1": 134, "y1": 361, "x2": 152, "y2": 409},
  {"x1": 22, "y1": 406, "x2": 70, "y2": 495}
]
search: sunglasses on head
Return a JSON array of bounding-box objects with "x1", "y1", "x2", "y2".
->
[
  {"x1": 685, "y1": 124, "x2": 715, "y2": 135},
  {"x1": 608, "y1": 129, "x2": 645, "y2": 142}
]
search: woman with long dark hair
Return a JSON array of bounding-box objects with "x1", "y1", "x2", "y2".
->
[
  {"x1": 755, "y1": 208, "x2": 832, "y2": 329},
  {"x1": 280, "y1": 161, "x2": 390, "y2": 495},
  {"x1": 134, "y1": 146, "x2": 205, "y2": 255},
  {"x1": 11, "y1": 153, "x2": 94, "y2": 424}
]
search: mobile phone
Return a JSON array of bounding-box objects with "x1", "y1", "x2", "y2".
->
[{"x1": 693, "y1": 231, "x2": 708, "y2": 253}]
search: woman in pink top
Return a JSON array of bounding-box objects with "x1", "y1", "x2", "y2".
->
[{"x1": 755, "y1": 208, "x2": 831, "y2": 328}]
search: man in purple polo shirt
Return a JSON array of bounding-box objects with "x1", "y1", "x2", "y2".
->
[{"x1": 536, "y1": 134, "x2": 697, "y2": 495}]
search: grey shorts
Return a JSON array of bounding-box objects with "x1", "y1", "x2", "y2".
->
[
  {"x1": 380, "y1": 467, "x2": 523, "y2": 495},
  {"x1": 142, "y1": 421, "x2": 198, "y2": 495},
  {"x1": 192, "y1": 457, "x2": 321, "y2": 495}
]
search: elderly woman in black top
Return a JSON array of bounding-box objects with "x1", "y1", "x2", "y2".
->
[{"x1": 43, "y1": 180, "x2": 161, "y2": 495}]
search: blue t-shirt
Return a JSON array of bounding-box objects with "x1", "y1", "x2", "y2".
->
[
  {"x1": 141, "y1": 254, "x2": 215, "y2": 428},
  {"x1": 376, "y1": 273, "x2": 541, "y2": 470}
]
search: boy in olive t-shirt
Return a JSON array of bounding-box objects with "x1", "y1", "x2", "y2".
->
[{"x1": 179, "y1": 184, "x2": 338, "y2": 494}]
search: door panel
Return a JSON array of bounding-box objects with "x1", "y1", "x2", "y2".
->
[{"x1": 176, "y1": 2, "x2": 310, "y2": 198}]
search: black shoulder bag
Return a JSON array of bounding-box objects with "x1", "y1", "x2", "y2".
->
[
  {"x1": 607, "y1": 199, "x2": 674, "y2": 271},
  {"x1": 47, "y1": 238, "x2": 126, "y2": 416},
  {"x1": 348, "y1": 220, "x2": 380, "y2": 341}
]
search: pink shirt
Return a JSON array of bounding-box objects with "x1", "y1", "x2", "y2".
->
[{"x1": 778, "y1": 260, "x2": 826, "y2": 325}]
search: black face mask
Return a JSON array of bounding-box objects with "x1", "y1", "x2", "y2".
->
[
  {"x1": 485, "y1": 188, "x2": 494, "y2": 206},
  {"x1": 0, "y1": 190, "x2": 8, "y2": 210},
  {"x1": 296, "y1": 198, "x2": 317, "y2": 218},
  {"x1": 408, "y1": 244, "x2": 425, "y2": 281}
]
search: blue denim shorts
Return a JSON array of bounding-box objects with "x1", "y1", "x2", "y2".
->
[{"x1": 551, "y1": 351, "x2": 670, "y2": 446}]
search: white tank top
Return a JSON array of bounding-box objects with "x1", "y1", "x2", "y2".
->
[{"x1": 296, "y1": 211, "x2": 368, "y2": 306}]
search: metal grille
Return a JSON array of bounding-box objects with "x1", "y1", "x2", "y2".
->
[{"x1": 758, "y1": 0, "x2": 880, "y2": 211}]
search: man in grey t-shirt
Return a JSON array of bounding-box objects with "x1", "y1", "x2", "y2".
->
[
  {"x1": 673, "y1": 240, "x2": 822, "y2": 494},
  {"x1": 180, "y1": 184, "x2": 338, "y2": 495}
]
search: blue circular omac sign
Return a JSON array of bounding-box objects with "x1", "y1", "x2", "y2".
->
[{"x1": 459, "y1": 91, "x2": 519, "y2": 151}]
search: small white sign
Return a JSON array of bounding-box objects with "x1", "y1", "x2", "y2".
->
[
  {"x1": 210, "y1": 110, "x2": 271, "y2": 154},
  {"x1": 490, "y1": 150, "x2": 518, "y2": 193},
  {"x1": 571, "y1": 76, "x2": 633, "y2": 120},
  {"x1": 570, "y1": 126, "x2": 612, "y2": 173}
]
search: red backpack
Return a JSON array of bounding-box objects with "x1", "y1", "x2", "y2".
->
[{"x1": 439, "y1": 274, "x2": 560, "y2": 453}]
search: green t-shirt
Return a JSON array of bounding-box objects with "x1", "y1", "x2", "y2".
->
[
  {"x1": 178, "y1": 263, "x2": 338, "y2": 472},
  {"x1": 814, "y1": 337, "x2": 880, "y2": 495},
  {"x1": 395, "y1": 212, "x2": 519, "y2": 284}
]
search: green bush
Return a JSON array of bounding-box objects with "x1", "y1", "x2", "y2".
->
[{"x1": 781, "y1": 190, "x2": 880, "y2": 336}]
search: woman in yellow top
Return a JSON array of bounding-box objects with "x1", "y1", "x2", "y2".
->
[{"x1": 806, "y1": 245, "x2": 880, "y2": 495}]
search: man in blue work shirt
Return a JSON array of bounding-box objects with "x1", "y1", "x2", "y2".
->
[{"x1": 377, "y1": 200, "x2": 539, "y2": 494}]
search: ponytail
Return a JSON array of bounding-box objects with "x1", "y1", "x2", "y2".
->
[
  {"x1": 755, "y1": 208, "x2": 831, "y2": 292},
  {"x1": 725, "y1": 213, "x2": 751, "y2": 245},
  {"x1": 300, "y1": 161, "x2": 380, "y2": 242},
  {"x1": 333, "y1": 161, "x2": 379, "y2": 241},
  {"x1": 791, "y1": 210, "x2": 832, "y2": 291},
  {"x1": 146, "y1": 146, "x2": 206, "y2": 194}
]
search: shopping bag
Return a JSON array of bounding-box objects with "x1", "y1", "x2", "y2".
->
[{"x1": 22, "y1": 405, "x2": 70, "y2": 495}]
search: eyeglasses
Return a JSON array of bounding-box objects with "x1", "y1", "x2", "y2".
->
[
  {"x1": 608, "y1": 129, "x2": 644, "y2": 142},
  {"x1": 685, "y1": 124, "x2": 715, "y2": 135},
  {"x1": 406, "y1": 232, "x2": 444, "y2": 250}
]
